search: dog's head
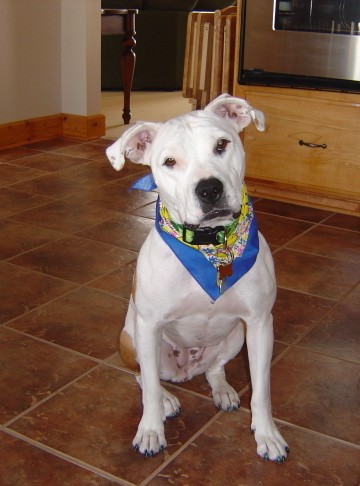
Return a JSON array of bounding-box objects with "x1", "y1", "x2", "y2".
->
[{"x1": 106, "y1": 94, "x2": 265, "y2": 228}]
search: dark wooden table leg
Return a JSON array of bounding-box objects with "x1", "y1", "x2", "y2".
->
[{"x1": 121, "y1": 11, "x2": 136, "y2": 125}]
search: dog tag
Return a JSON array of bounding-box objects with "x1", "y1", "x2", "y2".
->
[
  {"x1": 218, "y1": 263, "x2": 233, "y2": 280},
  {"x1": 217, "y1": 263, "x2": 233, "y2": 294}
]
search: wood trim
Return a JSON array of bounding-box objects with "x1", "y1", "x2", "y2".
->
[
  {"x1": 0, "y1": 113, "x2": 106, "y2": 150},
  {"x1": 62, "y1": 113, "x2": 105, "y2": 141},
  {"x1": 246, "y1": 177, "x2": 360, "y2": 216},
  {"x1": 0, "y1": 115, "x2": 63, "y2": 150}
]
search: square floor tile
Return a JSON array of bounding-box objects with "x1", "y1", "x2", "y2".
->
[
  {"x1": 288, "y1": 224, "x2": 360, "y2": 263},
  {"x1": 9, "y1": 152, "x2": 90, "y2": 172},
  {"x1": 0, "y1": 163, "x2": 46, "y2": 187},
  {"x1": 0, "y1": 432, "x2": 116, "y2": 485},
  {"x1": 254, "y1": 198, "x2": 333, "y2": 222},
  {"x1": 55, "y1": 142, "x2": 111, "y2": 160},
  {"x1": 130, "y1": 201, "x2": 157, "y2": 219},
  {"x1": 9, "y1": 236, "x2": 137, "y2": 284},
  {"x1": 9, "y1": 365, "x2": 217, "y2": 484},
  {"x1": 299, "y1": 285, "x2": 360, "y2": 363},
  {"x1": 89, "y1": 260, "x2": 137, "y2": 299},
  {"x1": 268, "y1": 347, "x2": 360, "y2": 444},
  {"x1": 10, "y1": 160, "x2": 129, "y2": 199},
  {"x1": 77, "y1": 214, "x2": 153, "y2": 252},
  {"x1": 25, "y1": 138, "x2": 83, "y2": 152},
  {"x1": 256, "y1": 213, "x2": 312, "y2": 247},
  {"x1": 273, "y1": 249, "x2": 360, "y2": 300},
  {"x1": 0, "y1": 187, "x2": 54, "y2": 219},
  {"x1": 0, "y1": 327, "x2": 95, "y2": 423},
  {"x1": 324, "y1": 213, "x2": 360, "y2": 232},
  {"x1": 10, "y1": 198, "x2": 119, "y2": 233},
  {"x1": 7, "y1": 287, "x2": 129, "y2": 359},
  {"x1": 79, "y1": 181, "x2": 158, "y2": 214},
  {"x1": 0, "y1": 146, "x2": 40, "y2": 162},
  {"x1": 0, "y1": 262, "x2": 76, "y2": 324},
  {"x1": 0, "y1": 219, "x2": 64, "y2": 260},
  {"x1": 273, "y1": 288, "x2": 334, "y2": 344}
]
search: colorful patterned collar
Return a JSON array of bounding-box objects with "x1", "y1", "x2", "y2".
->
[{"x1": 158, "y1": 184, "x2": 253, "y2": 268}]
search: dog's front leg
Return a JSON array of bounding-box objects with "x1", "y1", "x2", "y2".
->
[
  {"x1": 133, "y1": 317, "x2": 166, "y2": 456},
  {"x1": 246, "y1": 313, "x2": 289, "y2": 463}
]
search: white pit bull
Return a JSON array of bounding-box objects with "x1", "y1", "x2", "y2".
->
[{"x1": 106, "y1": 94, "x2": 289, "y2": 462}]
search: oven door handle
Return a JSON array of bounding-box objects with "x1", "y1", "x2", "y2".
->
[{"x1": 299, "y1": 140, "x2": 327, "y2": 149}]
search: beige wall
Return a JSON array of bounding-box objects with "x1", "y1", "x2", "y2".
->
[{"x1": 0, "y1": 0, "x2": 101, "y2": 124}]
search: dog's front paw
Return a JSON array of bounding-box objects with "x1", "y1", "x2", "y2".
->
[
  {"x1": 133, "y1": 419, "x2": 167, "y2": 457},
  {"x1": 251, "y1": 419, "x2": 289, "y2": 463}
]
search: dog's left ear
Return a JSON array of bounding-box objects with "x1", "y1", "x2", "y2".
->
[
  {"x1": 205, "y1": 93, "x2": 265, "y2": 132},
  {"x1": 106, "y1": 121, "x2": 161, "y2": 171}
]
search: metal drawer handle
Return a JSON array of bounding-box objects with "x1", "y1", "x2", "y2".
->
[{"x1": 299, "y1": 140, "x2": 327, "y2": 149}]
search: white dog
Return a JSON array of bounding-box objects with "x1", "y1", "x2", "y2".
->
[{"x1": 106, "y1": 94, "x2": 289, "y2": 462}]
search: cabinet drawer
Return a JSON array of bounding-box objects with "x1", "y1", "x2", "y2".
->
[{"x1": 243, "y1": 92, "x2": 360, "y2": 200}]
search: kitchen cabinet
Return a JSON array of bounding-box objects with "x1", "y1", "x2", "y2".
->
[{"x1": 233, "y1": 2, "x2": 360, "y2": 215}]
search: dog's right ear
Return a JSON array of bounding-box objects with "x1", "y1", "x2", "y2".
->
[{"x1": 106, "y1": 122, "x2": 161, "y2": 171}]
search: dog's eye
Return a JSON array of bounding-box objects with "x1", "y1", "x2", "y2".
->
[
  {"x1": 215, "y1": 138, "x2": 230, "y2": 155},
  {"x1": 163, "y1": 157, "x2": 176, "y2": 168}
]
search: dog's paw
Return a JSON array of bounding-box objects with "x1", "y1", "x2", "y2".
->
[
  {"x1": 133, "y1": 420, "x2": 167, "y2": 456},
  {"x1": 212, "y1": 383, "x2": 240, "y2": 412},
  {"x1": 251, "y1": 419, "x2": 289, "y2": 463},
  {"x1": 162, "y1": 386, "x2": 181, "y2": 418}
]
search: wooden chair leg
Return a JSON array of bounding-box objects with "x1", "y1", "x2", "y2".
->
[{"x1": 121, "y1": 12, "x2": 136, "y2": 125}]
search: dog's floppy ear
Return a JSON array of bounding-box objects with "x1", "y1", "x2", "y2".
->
[
  {"x1": 205, "y1": 93, "x2": 265, "y2": 132},
  {"x1": 106, "y1": 121, "x2": 161, "y2": 171}
]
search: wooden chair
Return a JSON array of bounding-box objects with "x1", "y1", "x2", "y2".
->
[
  {"x1": 183, "y1": 6, "x2": 237, "y2": 109},
  {"x1": 101, "y1": 9, "x2": 138, "y2": 124}
]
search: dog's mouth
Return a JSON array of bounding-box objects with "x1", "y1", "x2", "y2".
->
[
  {"x1": 185, "y1": 208, "x2": 241, "y2": 230},
  {"x1": 202, "y1": 208, "x2": 239, "y2": 222}
]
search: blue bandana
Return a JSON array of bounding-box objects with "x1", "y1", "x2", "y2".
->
[{"x1": 131, "y1": 173, "x2": 259, "y2": 301}]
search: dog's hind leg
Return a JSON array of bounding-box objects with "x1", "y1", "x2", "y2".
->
[
  {"x1": 205, "y1": 322, "x2": 245, "y2": 411},
  {"x1": 136, "y1": 375, "x2": 181, "y2": 419}
]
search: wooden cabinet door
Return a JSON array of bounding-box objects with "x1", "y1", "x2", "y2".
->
[{"x1": 242, "y1": 92, "x2": 360, "y2": 208}]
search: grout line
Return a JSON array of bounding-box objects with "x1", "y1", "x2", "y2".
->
[
  {"x1": 275, "y1": 284, "x2": 337, "y2": 301},
  {"x1": 273, "y1": 244, "x2": 360, "y2": 265},
  {"x1": 272, "y1": 416, "x2": 360, "y2": 450},
  {"x1": 1, "y1": 325, "x2": 104, "y2": 366},
  {"x1": 256, "y1": 209, "x2": 336, "y2": 226},
  {"x1": 139, "y1": 410, "x2": 225, "y2": 486},
  {"x1": 270, "y1": 213, "x2": 336, "y2": 256},
  {"x1": 271, "y1": 282, "x2": 359, "y2": 367},
  {"x1": 291, "y1": 341, "x2": 360, "y2": 366},
  {"x1": 3, "y1": 362, "x2": 102, "y2": 428},
  {"x1": 1, "y1": 429, "x2": 136, "y2": 486}
]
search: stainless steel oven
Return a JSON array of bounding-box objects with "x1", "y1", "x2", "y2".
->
[{"x1": 238, "y1": 0, "x2": 360, "y2": 92}]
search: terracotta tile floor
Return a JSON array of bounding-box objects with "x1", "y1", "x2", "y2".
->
[{"x1": 0, "y1": 138, "x2": 359, "y2": 485}]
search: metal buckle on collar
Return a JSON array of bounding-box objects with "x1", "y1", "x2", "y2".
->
[{"x1": 182, "y1": 226, "x2": 226, "y2": 245}]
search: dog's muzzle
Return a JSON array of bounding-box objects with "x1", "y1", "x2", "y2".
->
[{"x1": 194, "y1": 177, "x2": 235, "y2": 223}]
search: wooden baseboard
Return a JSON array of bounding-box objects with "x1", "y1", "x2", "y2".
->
[
  {"x1": 0, "y1": 113, "x2": 106, "y2": 150},
  {"x1": 62, "y1": 113, "x2": 105, "y2": 140}
]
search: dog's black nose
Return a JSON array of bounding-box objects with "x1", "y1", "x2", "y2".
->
[{"x1": 195, "y1": 178, "x2": 223, "y2": 204}]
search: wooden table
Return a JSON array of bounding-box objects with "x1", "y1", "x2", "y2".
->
[{"x1": 101, "y1": 9, "x2": 138, "y2": 124}]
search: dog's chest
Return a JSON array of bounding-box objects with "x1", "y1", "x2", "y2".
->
[{"x1": 161, "y1": 293, "x2": 242, "y2": 348}]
